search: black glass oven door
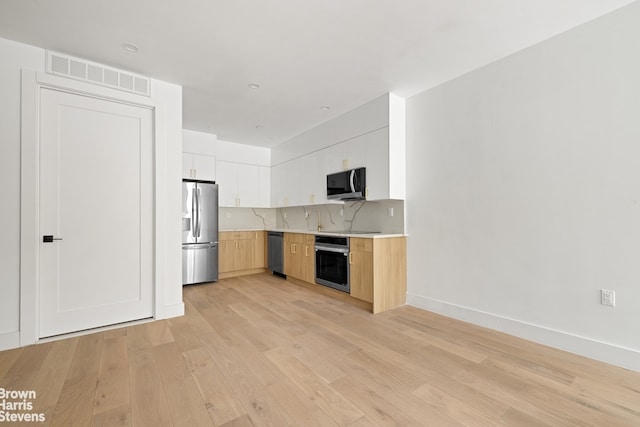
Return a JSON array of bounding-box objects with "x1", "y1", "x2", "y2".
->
[{"x1": 315, "y1": 249, "x2": 350, "y2": 292}]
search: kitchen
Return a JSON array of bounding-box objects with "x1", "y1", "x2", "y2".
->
[
  {"x1": 1, "y1": 0, "x2": 640, "y2": 424},
  {"x1": 182, "y1": 93, "x2": 408, "y2": 313}
]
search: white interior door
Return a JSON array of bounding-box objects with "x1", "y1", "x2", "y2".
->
[{"x1": 38, "y1": 88, "x2": 154, "y2": 338}]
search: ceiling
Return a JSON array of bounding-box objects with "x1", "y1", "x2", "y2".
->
[{"x1": 0, "y1": 0, "x2": 636, "y2": 147}]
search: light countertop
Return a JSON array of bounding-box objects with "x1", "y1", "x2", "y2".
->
[{"x1": 220, "y1": 228, "x2": 406, "y2": 238}]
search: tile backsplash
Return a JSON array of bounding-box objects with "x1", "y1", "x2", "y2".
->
[
  {"x1": 276, "y1": 200, "x2": 405, "y2": 234},
  {"x1": 218, "y1": 201, "x2": 405, "y2": 234},
  {"x1": 219, "y1": 207, "x2": 277, "y2": 230}
]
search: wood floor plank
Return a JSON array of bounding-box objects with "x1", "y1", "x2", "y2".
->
[
  {"x1": 218, "y1": 414, "x2": 257, "y2": 427},
  {"x1": 0, "y1": 342, "x2": 53, "y2": 391},
  {"x1": 264, "y1": 346, "x2": 364, "y2": 426},
  {"x1": 29, "y1": 337, "x2": 79, "y2": 422},
  {"x1": 198, "y1": 332, "x2": 295, "y2": 427},
  {"x1": 127, "y1": 324, "x2": 173, "y2": 427},
  {"x1": 1, "y1": 273, "x2": 639, "y2": 426},
  {"x1": 330, "y1": 376, "x2": 440, "y2": 427},
  {"x1": 182, "y1": 346, "x2": 245, "y2": 426},
  {"x1": 153, "y1": 342, "x2": 214, "y2": 427},
  {"x1": 266, "y1": 379, "x2": 340, "y2": 427},
  {"x1": 91, "y1": 404, "x2": 131, "y2": 427},
  {"x1": 93, "y1": 335, "x2": 130, "y2": 416},
  {"x1": 165, "y1": 314, "x2": 202, "y2": 353},
  {"x1": 49, "y1": 334, "x2": 103, "y2": 427},
  {"x1": 146, "y1": 319, "x2": 175, "y2": 347},
  {"x1": 0, "y1": 347, "x2": 23, "y2": 380},
  {"x1": 412, "y1": 381, "x2": 501, "y2": 425}
]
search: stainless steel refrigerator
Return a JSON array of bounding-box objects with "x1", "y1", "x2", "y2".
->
[{"x1": 182, "y1": 179, "x2": 218, "y2": 285}]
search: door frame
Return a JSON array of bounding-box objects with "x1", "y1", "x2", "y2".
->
[{"x1": 20, "y1": 70, "x2": 167, "y2": 346}]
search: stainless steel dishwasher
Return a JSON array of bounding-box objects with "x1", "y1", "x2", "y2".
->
[{"x1": 267, "y1": 231, "x2": 285, "y2": 278}]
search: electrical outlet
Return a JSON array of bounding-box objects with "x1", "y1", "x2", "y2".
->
[
  {"x1": 226, "y1": 211, "x2": 231, "y2": 219},
  {"x1": 601, "y1": 289, "x2": 616, "y2": 307}
]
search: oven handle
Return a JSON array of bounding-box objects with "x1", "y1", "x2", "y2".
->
[{"x1": 315, "y1": 244, "x2": 349, "y2": 254}]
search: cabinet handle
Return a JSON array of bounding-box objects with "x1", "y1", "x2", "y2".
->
[
  {"x1": 236, "y1": 241, "x2": 239, "y2": 249},
  {"x1": 349, "y1": 252, "x2": 353, "y2": 264},
  {"x1": 305, "y1": 246, "x2": 309, "y2": 257}
]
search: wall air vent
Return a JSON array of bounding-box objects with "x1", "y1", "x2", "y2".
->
[{"x1": 46, "y1": 51, "x2": 151, "y2": 97}]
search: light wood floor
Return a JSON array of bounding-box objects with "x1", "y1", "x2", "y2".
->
[{"x1": 1, "y1": 273, "x2": 639, "y2": 426}]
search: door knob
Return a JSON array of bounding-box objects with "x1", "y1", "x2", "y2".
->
[{"x1": 43, "y1": 235, "x2": 63, "y2": 243}]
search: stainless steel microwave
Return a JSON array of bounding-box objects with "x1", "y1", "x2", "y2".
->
[{"x1": 327, "y1": 167, "x2": 366, "y2": 200}]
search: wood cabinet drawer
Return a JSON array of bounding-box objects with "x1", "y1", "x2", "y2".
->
[
  {"x1": 220, "y1": 231, "x2": 258, "y2": 240},
  {"x1": 350, "y1": 237, "x2": 373, "y2": 252}
]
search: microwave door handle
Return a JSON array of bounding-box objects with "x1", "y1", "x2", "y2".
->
[{"x1": 350, "y1": 169, "x2": 356, "y2": 193}]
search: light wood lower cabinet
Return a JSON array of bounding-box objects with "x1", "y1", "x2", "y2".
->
[
  {"x1": 219, "y1": 231, "x2": 266, "y2": 278},
  {"x1": 349, "y1": 236, "x2": 406, "y2": 314},
  {"x1": 284, "y1": 233, "x2": 315, "y2": 283},
  {"x1": 349, "y1": 238, "x2": 374, "y2": 303}
]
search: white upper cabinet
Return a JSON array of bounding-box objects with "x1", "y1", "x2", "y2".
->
[
  {"x1": 182, "y1": 152, "x2": 216, "y2": 181},
  {"x1": 362, "y1": 127, "x2": 390, "y2": 201},
  {"x1": 271, "y1": 93, "x2": 405, "y2": 206},
  {"x1": 183, "y1": 131, "x2": 271, "y2": 208},
  {"x1": 298, "y1": 153, "x2": 322, "y2": 205},
  {"x1": 270, "y1": 162, "x2": 287, "y2": 207},
  {"x1": 216, "y1": 160, "x2": 237, "y2": 206},
  {"x1": 217, "y1": 160, "x2": 270, "y2": 208}
]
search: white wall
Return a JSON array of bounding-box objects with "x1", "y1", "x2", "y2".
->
[
  {"x1": 0, "y1": 39, "x2": 43, "y2": 347},
  {"x1": 0, "y1": 37, "x2": 184, "y2": 349},
  {"x1": 406, "y1": 3, "x2": 640, "y2": 371}
]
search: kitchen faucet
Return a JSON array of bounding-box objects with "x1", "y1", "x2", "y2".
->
[{"x1": 306, "y1": 209, "x2": 323, "y2": 231}]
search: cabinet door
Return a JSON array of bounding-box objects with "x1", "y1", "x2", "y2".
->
[
  {"x1": 302, "y1": 241, "x2": 315, "y2": 283},
  {"x1": 349, "y1": 238, "x2": 374, "y2": 303},
  {"x1": 284, "y1": 159, "x2": 302, "y2": 207},
  {"x1": 258, "y1": 166, "x2": 270, "y2": 208},
  {"x1": 271, "y1": 163, "x2": 287, "y2": 207},
  {"x1": 237, "y1": 163, "x2": 260, "y2": 207},
  {"x1": 345, "y1": 134, "x2": 367, "y2": 170},
  {"x1": 364, "y1": 127, "x2": 390, "y2": 200},
  {"x1": 254, "y1": 231, "x2": 266, "y2": 268},
  {"x1": 216, "y1": 161, "x2": 238, "y2": 207},
  {"x1": 236, "y1": 239, "x2": 255, "y2": 271},
  {"x1": 219, "y1": 239, "x2": 236, "y2": 273},
  {"x1": 299, "y1": 153, "x2": 322, "y2": 205},
  {"x1": 283, "y1": 233, "x2": 297, "y2": 277},
  {"x1": 182, "y1": 153, "x2": 194, "y2": 179},
  {"x1": 192, "y1": 154, "x2": 216, "y2": 181},
  {"x1": 321, "y1": 143, "x2": 345, "y2": 177}
]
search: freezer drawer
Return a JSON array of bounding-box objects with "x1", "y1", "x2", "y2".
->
[{"x1": 182, "y1": 243, "x2": 218, "y2": 285}]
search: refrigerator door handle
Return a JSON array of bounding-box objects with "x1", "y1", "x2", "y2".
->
[
  {"x1": 191, "y1": 186, "x2": 197, "y2": 239},
  {"x1": 196, "y1": 187, "x2": 202, "y2": 238}
]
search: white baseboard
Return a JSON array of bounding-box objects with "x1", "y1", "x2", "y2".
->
[
  {"x1": 156, "y1": 302, "x2": 185, "y2": 320},
  {"x1": 406, "y1": 293, "x2": 640, "y2": 372},
  {"x1": 0, "y1": 331, "x2": 20, "y2": 352}
]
